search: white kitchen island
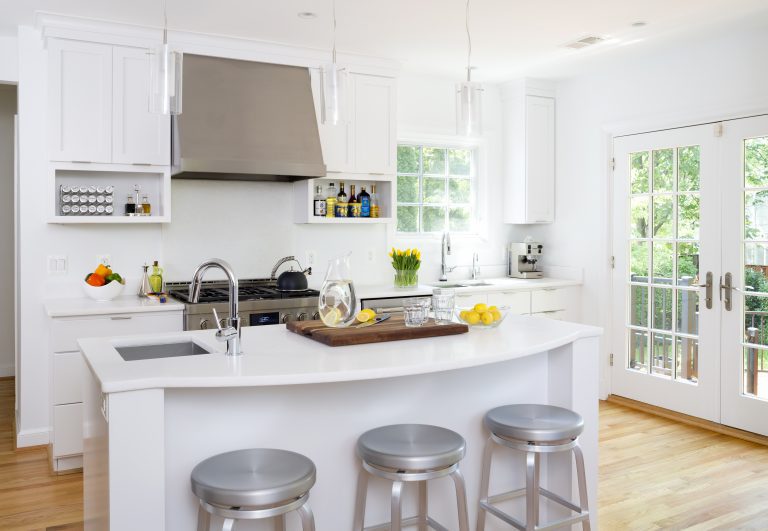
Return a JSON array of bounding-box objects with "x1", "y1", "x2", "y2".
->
[{"x1": 80, "y1": 315, "x2": 601, "y2": 531}]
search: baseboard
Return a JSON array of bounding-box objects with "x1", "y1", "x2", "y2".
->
[
  {"x1": 606, "y1": 395, "x2": 768, "y2": 447},
  {"x1": 16, "y1": 427, "x2": 51, "y2": 448},
  {"x1": 0, "y1": 364, "x2": 14, "y2": 378}
]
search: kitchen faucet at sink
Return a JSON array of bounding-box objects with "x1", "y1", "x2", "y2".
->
[
  {"x1": 439, "y1": 231, "x2": 456, "y2": 281},
  {"x1": 189, "y1": 258, "x2": 242, "y2": 356}
]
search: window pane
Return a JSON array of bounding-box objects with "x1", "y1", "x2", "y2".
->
[
  {"x1": 678, "y1": 146, "x2": 700, "y2": 192},
  {"x1": 745, "y1": 296, "x2": 768, "y2": 345},
  {"x1": 745, "y1": 137, "x2": 768, "y2": 187},
  {"x1": 676, "y1": 337, "x2": 699, "y2": 383},
  {"x1": 448, "y1": 149, "x2": 471, "y2": 175},
  {"x1": 630, "y1": 197, "x2": 649, "y2": 238},
  {"x1": 423, "y1": 147, "x2": 446, "y2": 175},
  {"x1": 630, "y1": 241, "x2": 649, "y2": 281},
  {"x1": 423, "y1": 177, "x2": 446, "y2": 203},
  {"x1": 630, "y1": 151, "x2": 649, "y2": 194},
  {"x1": 629, "y1": 329, "x2": 649, "y2": 372},
  {"x1": 651, "y1": 333, "x2": 673, "y2": 378},
  {"x1": 652, "y1": 287, "x2": 673, "y2": 331},
  {"x1": 677, "y1": 194, "x2": 700, "y2": 240},
  {"x1": 397, "y1": 175, "x2": 419, "y2": 203},
  {"x1": 449, "y1": 207, "x2": 471, "y2": 232},
  {"x1": 652, "y1": 195, "x2": 674, "y2": 238},
  {"x1": 449, "y1": 178, "x2": 471, "y2": 203},
  {"x1": 745, "y1": 246, "x2": 768, "y2": 294},
  {"x1": 745, "y1": 190, "x2": 768, "y2": 240},
  {"x1": 397, "y1": 145, "x2": 420, "y2": 174},
  {"x1": 742, "y1": 346, "x2": 766, "y2": 397},
  {"x1": 422, "y1": 206, "x2": 446, "y2": 232},
  {"x1": 630, "y1": 286, "x2": 649, "y2": 327},
  {"x1": 652, "y1": 242, "x2": 673, "y2": 283},
  {"x1": 396, "y1": 206, "x2": 419, "y2": 232},
  {"x1": 677, "y1": 242, "x2": 700, "y2": 285},
  {"x1": 677, "y1": 290, "x2": 699, "y2": 335},
  {"x1": 653, "y1": 148, "x2": 674, "y2": 192}
]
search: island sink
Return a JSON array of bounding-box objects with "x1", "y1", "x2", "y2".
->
[{"x1": 115, "y1": 341, "x2": 213, "y2": 362}]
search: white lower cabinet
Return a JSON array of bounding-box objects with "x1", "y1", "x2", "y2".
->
[
  {"x1": 487, "y1": 291, "x2": 531, "y2": 315},
  {"x1": 49, "y1": 309, "x2": 183, "y2": 471},
  {"x1": 456, "y1": 284, "x2": 581, "y2": 321},
  {"x1": 455, "y1": 291, "x2": 484, "y2": 307}
]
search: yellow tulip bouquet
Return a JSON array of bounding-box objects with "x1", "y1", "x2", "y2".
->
[{"x1": 390, "y1": 247, "x2": 421, "y2": 288}]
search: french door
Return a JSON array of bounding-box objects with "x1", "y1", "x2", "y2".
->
[{"x1": 612, "y1": 115, "x2": 768, "y2": 436}]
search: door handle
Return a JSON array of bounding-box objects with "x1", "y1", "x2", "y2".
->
[
  {"x1": 721, "y1": 272, "x2": 754, "y2": 312},
  {"x1": 697, "y1": 271, "x2": 713, "y2": 309}
]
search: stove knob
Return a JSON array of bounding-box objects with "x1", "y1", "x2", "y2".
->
[
  {"x1": 312, "y1": 312, "x2": 320, "y2": 320},
  {"x1": 200, "y1": 319, "x2": 209, "y2": 330},
  {"x1": 298, "y1": 313, "x2": 308, "y2": 321},
  {"x1": 282, "y1": 314, "x2": 295, "y2": 324}
]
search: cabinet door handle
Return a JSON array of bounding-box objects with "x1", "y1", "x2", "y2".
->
[
  {"x1": 131, "y1": 162, "x2": 153, "y2": 166},
  {"x1": 541, "y1": 288, "x2": 557, "y2": 292},
  {"x1": 72, "y1": 160, "x2": 92, "y2": 164},
  {"x1": 109, "y1": 316, "x2": 133, "y2": 321}
]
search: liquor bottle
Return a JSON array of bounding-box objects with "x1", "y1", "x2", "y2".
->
[
  {"x1": 336, "y1": 181, "x2": 348, "y2": 217},
  {"x1": 348, "y1": 184, "x2": 360, "y2": 217},
  {"x1": 370, "y1": 184, "x2": 380, "y2": 218},
  {"x1": 313, "y1": 185, "x2": 327, "y2": 216},
  {"x1": 326, "y1": 182, "x2": 337, "y2": 218},
  {"x1": 359, "y1": 186, "x2": 371, "y2": 217},
  {"x1": 124, "y1": 194, "x2": 136, "y2": 216}
]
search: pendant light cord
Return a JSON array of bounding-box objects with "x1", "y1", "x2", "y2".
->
[
  {"x1": 465, "y1": 0, "x2": 472, "y2": 82},
  {"x1": 332, "y1": 0, "x2": 338, "y2": 64}
]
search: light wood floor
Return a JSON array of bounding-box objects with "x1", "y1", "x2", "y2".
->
[
  {"x1": 0, "y1": 378, "x2": 83, "y2": 530},
  {"x1": 2, "y1": 377, "x2": 768, "y2": 530}
]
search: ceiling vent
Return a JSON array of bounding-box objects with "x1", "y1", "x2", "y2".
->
[{"x1": 563, "y1": 35, "x2": 605, "y2": 50}]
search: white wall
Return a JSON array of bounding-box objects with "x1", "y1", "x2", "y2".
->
[
  {"x1": 0, "y1": 35, "x2": 19, "y2": 83},
  {"x1": 0, "y1": 84, "x2": 16, "y2": 377},
  {"x1": 545, "y1": 23, "x2": 768, "y2": 397}
]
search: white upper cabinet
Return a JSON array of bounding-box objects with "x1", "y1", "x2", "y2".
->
[
  {"x1": 352, "y1": 74, "x2": 397, "y2": 175},
  {"x1": 310, "y1": 70, "x2": 396, "y2": 176},
  {"x1": 502, "y1": 80, "x2": 556, "y2": 224},
  {"x1": 48, "y1": 38, "x2": 169, "y2": 166},
  {"x1": 48, "y1": 39, "x2": 112, "y2": 163},
  {"x1": 112, "y1": 47, "x2": 170, "y2": 165}
]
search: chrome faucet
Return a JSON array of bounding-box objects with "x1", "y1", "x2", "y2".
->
[
  {"x1": 439, "y1": 232, "x2": 456, "y2": 281},
  {"x1": 471, "y1": 252, "x2": 480, "y2": 280},
  {"x1": 190, "y1": 258, "x2": 241, "y2": 356}
]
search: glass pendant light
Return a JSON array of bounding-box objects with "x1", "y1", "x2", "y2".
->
[
  {"x1": 456, "y1": 0, "x2": 482, "y2": 136},
  {"x1": 321, "y1": 0, "x2": 347, "y2": 125},
  {"x1": 149, "y1": 0, "x2": 182, "y2": 115}
]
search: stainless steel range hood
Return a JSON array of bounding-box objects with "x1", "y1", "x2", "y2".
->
[{"x1": 172, "y1": 54, "x2": 326, "y2": 182}]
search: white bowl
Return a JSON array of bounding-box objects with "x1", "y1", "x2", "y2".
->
[{"x1": 82, "y1": 279, "x2": 125, "y2": 301}]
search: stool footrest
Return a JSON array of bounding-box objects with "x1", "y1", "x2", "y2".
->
[
  {"x1": 480, "y1": 486, "x2": 589, "y2": 531},
  {"x1": 364, "y1": 515, "x2": 449, "y2": 531}
]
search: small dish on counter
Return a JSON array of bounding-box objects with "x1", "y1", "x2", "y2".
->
[{"x1": 455, "y1": 305, "x2": 507, "y2": 329}]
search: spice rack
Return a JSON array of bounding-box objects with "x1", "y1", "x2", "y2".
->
[
  {"x1": 47, "y1": 163, "x2": 171, "y2": 224},
  {"x1": 293, "y1": 175, "x2": 394, "y2": 224}
]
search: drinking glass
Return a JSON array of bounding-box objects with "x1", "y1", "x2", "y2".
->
[
  {"x1": 432, "y1": 288, "x2": 455, "y2": 325},
  {"x1": 404, "y1": 297, "x2": 430, "y2": 327}
]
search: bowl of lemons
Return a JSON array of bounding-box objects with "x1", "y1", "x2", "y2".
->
[{"x1": 456, "y1": 303, "x2": 506, "y2": 329}]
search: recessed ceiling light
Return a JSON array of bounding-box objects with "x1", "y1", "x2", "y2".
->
[
  {"x1": 298, "y1": 12, "x2": 317, "y2": 19},
  {"x1": 631, "y1": 21, "x2": 648, "y2": 28}
]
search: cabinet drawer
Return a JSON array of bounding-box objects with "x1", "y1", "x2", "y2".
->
[
  {"x1": 531, "y1": 288, "x2": 569, "y2": 313},
  {"x1": 487, "y1": 292, "x2": 531, "y2": 315},
  {"x1": 51, "y1": 312, "x2": 183, "y2": 353},
  {"x1": 53, "y1": 403, "x2": 83, "y2": 457},
  {"x1": 53, "y1": 352, "x2": 85, "y2": 405},
  {"x1": 455, "y1": 292, "x2": 486, "y2": 307}
]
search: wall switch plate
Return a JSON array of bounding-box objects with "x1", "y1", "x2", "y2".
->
[
  {"x1": 47, "y1": 255, "x2": 67, "y2": 275},
  {"x1": 97, "y1": 254, "x2": 111, "y2": 266},
  {"x1": 305, "y1": 251, "x2": 316, "y2": 266}
]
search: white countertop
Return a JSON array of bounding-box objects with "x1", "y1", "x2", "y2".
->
[
  {"x1": 355, "y1": 277, "x2": 580, "y2": 300},
  {"x1": 45, "y1": 295, "x2": 185, "y2": 318},
  {"x1": 79, "y1": 314, "x2": 601, "y2": 393}
]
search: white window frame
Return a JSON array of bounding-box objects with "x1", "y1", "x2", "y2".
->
[{"x1": 395, "y1": 135, "x2": 487, "y2": 240}]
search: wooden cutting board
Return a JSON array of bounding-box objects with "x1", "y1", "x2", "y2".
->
[{"x1": 286, "y1": 315, "x2": 469, "y2": 346}]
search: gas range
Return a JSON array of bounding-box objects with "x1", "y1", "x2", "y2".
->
[{"x1": 166, "y1": 278, "x2": 320, "y2": 330}]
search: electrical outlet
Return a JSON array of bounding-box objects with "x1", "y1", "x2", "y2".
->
[
  {"x1": 47, "y1": 255, "x2": 67, "y2": 274},
  {"x1": 305, "y1": 251, "x2": 316, "y2": 266},
  {"x1": 97, "y1": 254, "x2": 111, "y2": 266},
  {"x1": 367, "y1": 249, "x2": 375, "y2": 262}
]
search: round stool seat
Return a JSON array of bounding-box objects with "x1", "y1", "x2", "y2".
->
[
  {"x1": 191, "y1": 449, "x2": 316, "y2": 508},
  {"x1": 485, "y1": 404, "x2": 584, "y2": 443},
  {"x1": 357, "y1": 424, "x2": 466, "y2": 471}
]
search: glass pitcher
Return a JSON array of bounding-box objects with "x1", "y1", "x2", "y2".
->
[{"x1": 318, "y1": 253, "x2": 357, "y2": 327}]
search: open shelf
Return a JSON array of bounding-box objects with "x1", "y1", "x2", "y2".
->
[{"x1": 293, "y1": 175, "x2": 394, "y2": 224}]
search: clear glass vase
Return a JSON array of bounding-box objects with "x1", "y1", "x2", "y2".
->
[
  {"x1": 394, "y1": 269, "x2": 419, "y2": 289},
  {"x1": 318, "y1": 253, "x2": 357, "y2": 327}
]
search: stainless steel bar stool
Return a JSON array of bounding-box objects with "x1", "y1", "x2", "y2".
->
[
  {"x1": 353, "y1": 424, "x2": 470, "y2": 531},
  {"x1": 191, "y1": 448, "x2": 316, "y2": 531},
  {"x1": 477, "y1": 404, "x2": 590, "y2": 531}
]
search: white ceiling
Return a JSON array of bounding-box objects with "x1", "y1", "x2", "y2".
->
[{"x1": 2, "y1": 0, "x2": 768, "y2": 81}]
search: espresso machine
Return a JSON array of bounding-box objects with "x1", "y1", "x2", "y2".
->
[{"x1": 507, "y1": 242, "x2": 544, "y2": 279}]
